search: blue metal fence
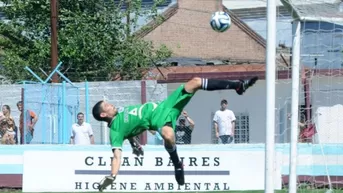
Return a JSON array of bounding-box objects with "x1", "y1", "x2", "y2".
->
[
  {"x1": 22, "y1": 81, "x2": 83, "y2": 144},
  {"x1": 21, "y1": 62, "x2": 90, "y2": 144}
]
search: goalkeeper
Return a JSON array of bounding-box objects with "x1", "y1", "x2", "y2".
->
[{"x1": 92, "y1": 76, "x2": 258, "y2": 191}]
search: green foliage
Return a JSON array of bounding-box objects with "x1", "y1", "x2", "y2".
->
[{"x1": 0, "y1": 0, "x2": 172, "y2": 82}]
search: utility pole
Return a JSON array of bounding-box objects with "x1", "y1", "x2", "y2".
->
[{"x1": 50, "y1": 0, "x2": 58, "y2": 83}]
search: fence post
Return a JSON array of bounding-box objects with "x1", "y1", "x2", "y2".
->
[
  {"x1": 140, "y1": 80, "x2": 147, "y2": 145},
  {"x1": 22, "y1": 82, "x2": 26, "y2": 145},
  {"x1": 85, "y1": 81, "x2": 89, "y2": 122},
  {"x1": 102, "y1": 95, "x2": 108, "y2": 145},
  {"x1": 42, "y1": 83, "x2": 46, "y2": 144},
  {"x1": 62, "y1": 81, "x2": 67, "y2": 144},
  {"x1": 58, "y1": 85, "x2": 62, "y2": 144}
]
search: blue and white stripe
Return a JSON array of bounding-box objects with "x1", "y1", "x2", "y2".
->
[{"x1": 2, "y1": 144, "x2": 343, "y2": 176}]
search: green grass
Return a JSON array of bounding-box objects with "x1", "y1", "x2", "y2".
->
[
  {"x1": 0, "y1": 190, "x2": 343, "y2": 193},
  {"x1": 2, "y1": 191, "x2": 343, "y2": 193}
]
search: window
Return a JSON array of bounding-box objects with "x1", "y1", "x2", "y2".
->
[{"x1": 234, "y1": 113, "x2": 250, "y2": 143}]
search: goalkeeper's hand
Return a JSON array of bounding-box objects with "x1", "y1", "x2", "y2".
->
[
  {"x1": 98, "y1": 175, "x2": 116, "y2": 192},
  {"x1": 132, "y1": 145, "x2": 144, "y2": 157}
]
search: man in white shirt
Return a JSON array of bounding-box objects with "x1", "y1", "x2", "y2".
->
[
  {"x1": 213, "y1": 99, "x2": 236, "y2": 144},
  {"x1": 70, "y1": 112, "x2": 95, "y2": 145}
]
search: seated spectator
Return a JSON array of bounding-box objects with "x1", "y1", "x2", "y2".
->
[
  {"x1": 1, "y1": 132, "x2": 15, "y2": 145},
  {"x1": 299, "y1": 124, "x2": 316, "y2": 143},
  {"x1": 2, "y1": 105, "x2": 17, "y2": 143},
  {"x1": 298, "y1": 114, "x2": 316, "y2": 143},
  {"x1": 287, "y1": 113, "x2": 316, "y2": 143},
  {"x1": 0, "y1": 118, "x2": 15, "y2": 145}
]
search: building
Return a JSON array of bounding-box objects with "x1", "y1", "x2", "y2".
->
[
  {"x1": 224, "y1": 0, "x2": 343, "y2": 69},
  {"x1": 134, "y1": 0, "x2": 295, "y2": 144},
  {"x1": 136, "y1": 0, "x2": 343, "y2": 145}
]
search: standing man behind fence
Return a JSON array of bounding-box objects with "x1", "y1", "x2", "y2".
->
[
  {"x1": 17, "y1": 101, "x2": 38, "y2": 144},
  {"x1": 70, "y1": 112, "x2": 95, "y2": 145},
  {"x1": 213, "y1": 99, "x2": 236, "y2": 144},
  {"x1": 175, "y1": 110, "x2": 195, "y2": 145}
]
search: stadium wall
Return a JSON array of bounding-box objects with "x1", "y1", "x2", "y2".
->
[
  {"x1": 0, "y1": 79, "x2": 297, "y2": 145},
  {"x1": 166, "y1": 80, "x2": 299, "y2": 144},
  {"x1": 1, "y1": 144, "x2": 343, "y2": 189},
  {"x1": 0, "y1": 81, "x2": 167, "y2": 145},
  {"x1": 2, "y1": 78, "x2": 343, "y2": 145}
]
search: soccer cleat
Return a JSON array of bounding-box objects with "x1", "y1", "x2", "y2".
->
[
  {"x1": 174, "y1": 161, "x2": 185, "y2": 185},
  {"x1": 235, "y1": 76, "x2": 259, "y2": 95}
]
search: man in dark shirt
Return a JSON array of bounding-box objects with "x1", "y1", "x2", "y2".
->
[{"x1": 175, "y1": 110, "x2": 195, "y2": 144}]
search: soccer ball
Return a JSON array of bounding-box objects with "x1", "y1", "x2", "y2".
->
[{"x1": 210, "y1": 11, "x2": 231, "y2": 32}]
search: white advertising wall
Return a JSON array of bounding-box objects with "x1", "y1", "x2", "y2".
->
[{"x1": 22, "y1": 150, "x2": 282, "y2": 192}]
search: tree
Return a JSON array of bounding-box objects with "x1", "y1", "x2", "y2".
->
[{"x1": 0, "y1": 0, "x2": 172, "y2": 82}]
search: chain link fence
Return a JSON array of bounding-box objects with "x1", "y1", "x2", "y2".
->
[{"x1": 22, "y1": 82, "x2": 80, "y2": 144}]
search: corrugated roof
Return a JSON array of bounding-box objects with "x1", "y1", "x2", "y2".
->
[
  {"x1": 281, "y1": 0, "x2": 343, "y2": 25},
  {"x1": 223, "y1": 0, "x2": 284, "y2": 10},
  {"x1": 229, "y1": 6, "x2": 291, "y2": 19}
]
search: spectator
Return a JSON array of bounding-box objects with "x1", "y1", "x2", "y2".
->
[
  {"x1": 1, "y1": 131, "x2": 15, "y2": 145},
  {"x1": 175, "y1": 110, "x2": 195, "y2": 145},
  {"x1": 2, "y1": 105, "x2": 18, "y2": 144},
  {"x1": 213, "y1": 99, "x2": 236, "y2": 144},
  {"x1": 0, "y1": 118, "x2": 15, "y2": 145},
  {"x1": 0, "y1": 117, "x2": 6, "y2": 142},
  {"x1": 70, "y1": 112, "x2": 94, "y2": 145},
  {"x1": 17, "y1": 101, "x2": 38, "y2": 144},
  {"x1": 287, "y1": 113, "x2": 316, "y2": 143},
  {"x1": 0, "y1": 112, "x2": 5, "y2": 142}
]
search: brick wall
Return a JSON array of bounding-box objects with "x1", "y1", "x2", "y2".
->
[{"x1": 143, "y1": 0, "x2": 266, "y2": 61}]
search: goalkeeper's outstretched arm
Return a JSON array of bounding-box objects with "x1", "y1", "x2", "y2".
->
[
  {"x1": 98, "y1": 148, "x2": 122, "y2": 192},
  {"x1": 111, "y1": 148, "x2": 122, "y2": 176}
]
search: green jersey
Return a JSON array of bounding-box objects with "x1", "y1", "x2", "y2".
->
[
  {"x1": 109, "y1": 102, "x2": 158, "y2": 149},
  {"x1": 109, "y1": 85, "x2": 196, "y2": 149}
]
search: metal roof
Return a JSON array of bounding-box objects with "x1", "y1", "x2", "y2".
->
[
  {"x1": 223, "y1": 0, "x2": 284, "y2": 9},
  {"x1": 281, "y1": 0, "x2": 343, "y2": 25}
]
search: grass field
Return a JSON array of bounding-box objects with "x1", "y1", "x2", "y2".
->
[
  {"x1": 1, "y1": 190, "x2": 342, "y2": 193},
  {"x1": 0, "y1": 192, "x2": 341, "y2": 193}
]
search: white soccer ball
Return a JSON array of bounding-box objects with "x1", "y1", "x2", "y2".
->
[{"x1": 210, "y1": 11, "x2": 231, "y2": 32}]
